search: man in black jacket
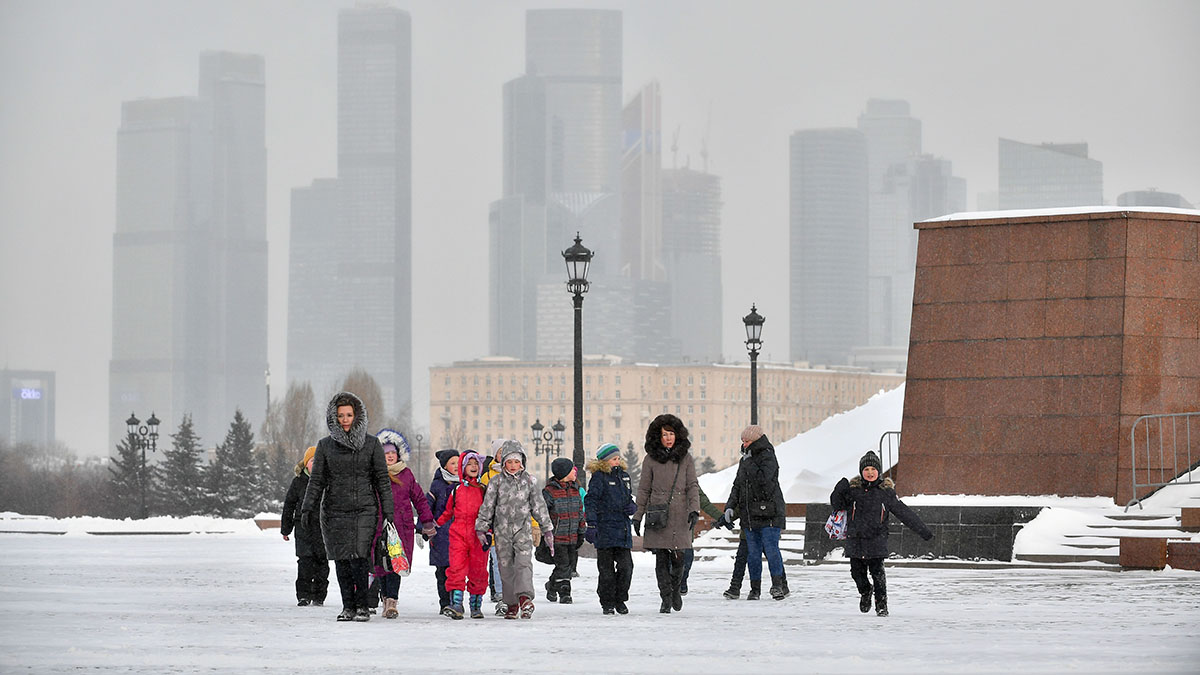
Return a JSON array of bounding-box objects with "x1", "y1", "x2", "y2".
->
[{"x1": 722, "y1": 425, "x2": 789, "y2": 600}]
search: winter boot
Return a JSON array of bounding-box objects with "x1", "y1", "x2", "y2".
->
[
  {"x1": 311, "y1": 599, "x2": 324, "y2": 607},
  {"x1": 503, "y1": 603, "x2": 519, "y2": 620},
  {"x1": 559, "y1": 592, "x2": 572, "y2": 605},
  {"x1": 769, "y1": 576, "x2": 790, "y2": 601},
  {"x1": 382, "y1": 597, "x2": 398, "y2": 619},
  {"x1": 336, "y1": 607, "x2": 355, "y2": 622},
  {"x1": 297, "y1": 598, "x2": 311, "y2": 607},
  {"x1": 518, "y1": 595, "x2": 535, "y2": 619},
  {"x1": 447, "y1": 590, "x2": 465, "y2": 620},
  {"x1": 679, "y1": 580, "x2": 689, "y2": 596},
  {"x1": 353, "y1": 607, "x2": 370, "y2": 622},
  {"x1": 614, "y1": 601, "x2": 629, "y2": 615},
  {"x1": 875, "y1": 594, "x2": 888, "y2": 617},
  {"x1": 723, "y1": 580, "x2": 742, "y2": 600},
  {"x1": 659, "y1": 594, "x2": 672, "y2": 614},
  {"x1": 672, "y1": 587, "x2": 684, "y2": 611},
  {"x1": 859, "y1": 591, "x2": 872, "y2": 613},
  {"x1": 545, "y1": 583, "x2": 558, "y2": 603},
  {"x1": 469, "y1": 594, "x2": 484, "y2": 619},
  {"x1": 746, "y1": 579, "x2": 761, "y2": 601},
  {"x1": 495, "y1": 601, "x2": 509, "y2": 617},
  {"x1": 603, "y1": 606, "x2": 616, "y2": 615}
]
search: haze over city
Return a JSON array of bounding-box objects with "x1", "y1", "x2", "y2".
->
[{"x1": 1, "y1": 0, "x2": 1198, "y2": 457}]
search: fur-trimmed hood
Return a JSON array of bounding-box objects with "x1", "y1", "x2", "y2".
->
[
  {"x1": 496, "y1": 439, "x2": 528, "y2": 472},
  {"x1": 325, "y1": 391, "x2": 368, "y2": 451},
  {"x1": 586, "y1": 456, "x2": 628, "y2": 474},
  {"x1": 645, "y1": 413, "x2": 691, "y2": 463},
  {"x1": 850, "y1": 476, "x2": 894, "y2": 490},
  {"x1": 377, "y1": 428, "x2": 410, "y2": 463}
]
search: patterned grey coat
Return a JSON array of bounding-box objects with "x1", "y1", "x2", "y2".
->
[{"x1": 474, "y1": 440, "x2": 552, "y2": 553}]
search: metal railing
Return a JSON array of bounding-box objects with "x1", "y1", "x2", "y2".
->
[
  {"x1": 879, "y1": 430, "x2": 901, "y2": 476},
  {"x1": 1126, "y1": 411, "x2": 1200, "y2": 511}
]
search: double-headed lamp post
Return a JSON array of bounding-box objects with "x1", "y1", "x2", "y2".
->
[
  {"x1": 125, "y1": 411, "x2": 161, "y2": 519},
  {"x1": 529, "y1": 418, "x2": 566, "y2": 483},
  {"x1": 563, "y1": 233, "x2": 593, "y2": 474},
  {"x1": 742, "y1": 304, "x2": 765, "y2": 425}
]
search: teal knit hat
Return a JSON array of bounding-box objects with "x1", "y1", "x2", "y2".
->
[{"x1": 596, "y1": 443, "x2": 620, "y2": 461}]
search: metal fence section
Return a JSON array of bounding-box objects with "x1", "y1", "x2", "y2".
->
[
  {"x1": 879, "y1": 430, "x2": 901, "y2": 475},
  {"x1": 1127, "y1": 411, "x2": 1200, "y2": 511}
]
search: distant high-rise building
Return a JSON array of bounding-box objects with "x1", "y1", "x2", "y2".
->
[
  {"x1": 621, "y1": 81, "x2": 663, "y2": 283},
  {"x1": 662, "y1": 168, "x2": 723, "y2": 362},
  {"x1": 789, "y1": 128, "x2": 869, "y2": 366},
  {"x1": 287, "y1": 179, "x2": 339, "y2": 401},
  {"x1": 1117, "y1": 189, "x2": 1193, "y2": 209},
  {"x1": 110, "y1": 51, "x2": 267, "y2": 452},
  {"x1": 2, "y1": 370, "x2": 55, "y2": 447},
  {"x1": 998, "y1": 138, "x2": 1103, "y2": 209},
  {"x1": 490, "y1": 9, "x2": 624, "y2": 361}
]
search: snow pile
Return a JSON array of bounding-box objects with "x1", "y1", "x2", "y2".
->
[
  {"x1": 698, "y1": 384, "x2": 905, "y2": 503},
  {"x1": 0, "y1": 511, "x2": 263, "y2": 536}
]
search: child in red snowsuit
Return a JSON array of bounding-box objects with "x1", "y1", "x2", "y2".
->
[{"x1": 436, "y1": 451, "x2": 490, "y2": 619}]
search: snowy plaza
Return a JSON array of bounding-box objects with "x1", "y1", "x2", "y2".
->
[{"x1": 1, "y1": 522, "x2": 1198, "y2": 674}]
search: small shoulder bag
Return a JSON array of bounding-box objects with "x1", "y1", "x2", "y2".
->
[{"x1": 643, "y1": 462, "x2": 682, "y2": 531}]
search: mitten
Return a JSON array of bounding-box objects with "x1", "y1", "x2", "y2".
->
[
  {"x1": 624, "y1": 501, "x2": 638, "y2": 516},
  {"x1": 724, "y1": 508, "x2": 735, "y2": 522},
  {"x1": 687, "y1": 511, "x2": 699, "y2": 529},
  {"x1": 632, "y1": 517, "x2": 641, "y2": 537},
  {"x1": 584, "y1": 526, "x2": 597, "y2": 544}
]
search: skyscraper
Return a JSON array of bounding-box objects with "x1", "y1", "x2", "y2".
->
[
  {"x1": 998, "y1": 138, "x2": 1103, "y2": 209},
  {"x1": 789, "y1": 128, "x2": 869, "y2": 366},
  {"x1": 662, "y1": 167, "x2": 723, "y2": 362},
  {"x1": 287, "y1": 178, "x2": 339, "y2": 401},
  {"x1": 1117, "y1": 189, "x2": 1193, "y2": 209},
  {"x1": 335, "y1": 6, "x2": 412, "y2": 416},
  {"x1": 110, "y1": 52, "x2": 267, "y2": 451}
]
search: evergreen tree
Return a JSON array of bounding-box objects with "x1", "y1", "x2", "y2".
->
[
  {"x1": 696, "y1": 456, "x2": 717, "y2": 476},
  {"x1": 209, "y1": 410, "x2": 267, "y2": 518},
  {"x1": 623, "y1": 441, "x2": 641, "y2": 494},
  {"x1": 155, "y1": 415, "x2": 207, "y2": 516},
  {"x1": 108, "y1": 435, "x2": 151, "y2": 519}
]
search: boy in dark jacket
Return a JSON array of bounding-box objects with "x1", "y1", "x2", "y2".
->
[
  {"x1": 723, "y1": 425, "x2": 790, "y2": 600},
  {"x1": 281, "y1": 446, "x2": 328, "y2": 606},
  {"x1": 831, "y1": 450, "x2": 933, "y2": 616},
  {"x1": 584, "y1": 443, "x2": 636, "y2": 615},
  {"x1": 427, "y1": 449, "x2": 460, "y2": 617},
  {"x1": 542, "y1": 458, "x2": 586, "y2": 604}
]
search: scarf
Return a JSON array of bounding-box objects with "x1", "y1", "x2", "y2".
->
[
  {"x1": 387, "y1": 460, "x2": 407, "y2": 484},
  {"x1": 440, "y1": 467, "x2": 460, "y2": 483}
]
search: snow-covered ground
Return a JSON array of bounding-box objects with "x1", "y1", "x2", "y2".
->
[{"x1": 2, "y1": 524, "x2": 1198, "y2": 673}]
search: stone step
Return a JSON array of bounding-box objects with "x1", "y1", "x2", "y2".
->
[
  {"x1": 1015, "y1": 552, "x2": 1120, "y2": 565},
  {"x1": 1062, "y1": 542, "x2": 1119, "y2": 550},
  {"x1": 1085, "y1": 523, "x2": 1187, "y2": 531},
  {"x1": 1102, "y1": 514, "x2": 1181, "y2": 522}
]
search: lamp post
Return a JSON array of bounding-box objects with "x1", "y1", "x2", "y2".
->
[
  {"x1": 125, "y1": 411, "x2": 161, "y2": 519},
  {"x1": 562, "y1": 232, "x2": 593, "y2": 474},
  {"x1": 742, "y1": 304, "x2": 765, "y2": 425},
  {"x1": 529, "y1": 418, "x2": 565, "y2": 483},
  {"x1": 415, "y1": 433, "x2": 424, "y2": 487}
]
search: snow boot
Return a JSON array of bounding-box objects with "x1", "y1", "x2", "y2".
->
[
  {"x1": 769, "y1": 576, "x2": 789, "y2": 600},
  {"x1": 614, "y1": 601, "x2": 629, "y2": 615},
  {"x1": 659, "y1": 594, "x2": 672, "y2": 614},
  {"x1": 495, "y1": 601, "x2": 509, "y2": 617},
  {"x1": 447, "y1": 590, "x2": 464, "y2": 620},
  {"x1": 602, "y1": 605, "x2": 616, "y2": 615},
  {"x1": 382, "y1": 597, "x2": 398, "y2": 619},
  {"x1": 311, "y1": 599, "x2": 324, "y2": 607},
  {"x1": 672, "y1": 587, "x2": 684, "y2": 611},
  {"x1": 723, "y1": 581, "x2": 741, "y2": 600},
  {"x1": 469, "y1": 594, "x2": 484, "y2": 619},
  {"x1": 559, "y1": 592, "x2": 572, "y2": 605},
  {"x1": 875, "y1": 594, "x2": 888, "y2": 617},
  {"x1": 297, "y1": 598, "x2": 311, "y2": 607},
  {"x1": 353, "y1": 607, "x2": 370, "y2": 622},
  {"x1": 746, "y1": 579, "x2": 761, "y2": 601},
  {"x1": 545, "y1": 584, "x2": 558, "y2": 603},
  {"x1": 859, "y1": 591, "x2": 872, "y2": 613},
  {"x1": 336, "y1": 607, "x2": 355, "y2": 622},
  {"x1": 518, "y1": 595, "x2": 535, "y2": 619},
  {"x1": 503, "y1": 603, "x2": 519, "y2": 620},
  {"x1": 679, "y1": 580, "x2": 689, "y2": 596}
]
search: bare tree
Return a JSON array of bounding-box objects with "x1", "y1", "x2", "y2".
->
[
  {"x1": 439, "y1": 421, "x2": 473, "y2": 452},
  {"x1": 341, "y1": 368, "x2": 385, "y2": 430},
  {"x1": 261, "y1": 381, "x2": 321, "y2": 500}
]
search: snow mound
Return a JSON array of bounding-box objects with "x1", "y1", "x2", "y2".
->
[
  {"x1": 699, "y1": 383, "x2": 905, "y2": 504},
  {"x1": 0, "y1": 512, "x2": 264, "y2": 536}
]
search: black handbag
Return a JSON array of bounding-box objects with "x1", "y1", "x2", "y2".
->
[
  {"x1": 644, "y1": 462, "x2": 683, "y2": 531},
  {"x1": 750, "y1": 499, "x2": 777, "y2": 518}
]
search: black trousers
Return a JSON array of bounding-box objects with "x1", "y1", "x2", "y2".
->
[
  {"x1": 546, "y1": 542, "x2": 579, "y2": 595},
  {"x1": 850, "y1": 557, "x2": 887, "y2": 601},
  {"x1": 595, "y1": 547, "x2": 633, "y2": 608},
  {"x1": 333, "y1": 558, "x2": 370, "y2": 610},
  {"x1": 296, "y1": 554, "x2": 330, "y2": 602},
  {"x1": 727, "y1": 536, "x2": 749, "y2": 589},
  {"x1": 653, "y1": 549, "x2": 686, "y2": 597},
  {"x1": 435, "y1": 566, "x2": 451, "y2": 609}
]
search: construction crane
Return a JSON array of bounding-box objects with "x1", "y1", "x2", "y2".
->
[
  {"x1": 670, "y1": 123, "x2": 681, "y2": 170},
  {"x1": 700, "y1": 100, "x2": 712, "y2": 173}
]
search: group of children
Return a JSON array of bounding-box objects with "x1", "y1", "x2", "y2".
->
[{"x1": 284, "y1": 430, "x2": 932, "y2": 620}]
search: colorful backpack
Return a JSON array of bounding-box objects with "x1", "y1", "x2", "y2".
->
[{"x1": 824, "y1": 509, "x2": 848, "y2": 540}]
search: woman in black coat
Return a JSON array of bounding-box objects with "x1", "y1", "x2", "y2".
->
[
  {"x1": 831, "y1": 450, "x2": 933, "y2": 617},
  {"x1": 301, "y1": 391, "x2": 395, "y2": 622},
  {"x1": 723, "y1": 425, "x2": 789, "y2": 600},
  {"x1": 281, "y1": 446, "x2": 328, "y2": 606}
]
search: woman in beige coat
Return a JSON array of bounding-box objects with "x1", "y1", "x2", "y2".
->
[{"x1": 633, "y1": 413, "x2": 700, "y2": 614}]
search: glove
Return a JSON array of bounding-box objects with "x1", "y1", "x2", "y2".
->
[
  {"x1": 584, "y1": 526, "x2": 597, "y2": 545},
  {"x1": 687, "y1": 511, "x2": 699, "y2": 529},
  {"x1": 624, "y1": 501, "x2": 638, "y2": 516},
  {"x1": 714, "y1": 514, "x2": 730, "y2": 530},
  {"x1": 420, "y1": 522, "x2": 437, "y2": 538},
  {"x1": 724, "y1": 508, "x2": 735, "y2": 522},
  {"x1": 922, "y1": 530, "x2": 934, "y2": 541},
  {"x1": 632, "y1": 517, "x2": 641, "y2": 537},
  {"x1": 477, "y1": 531, "x2": 491, "y2": 551}
]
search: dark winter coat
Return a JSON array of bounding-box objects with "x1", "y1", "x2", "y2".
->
[
  {"x1": 426, "y1": 468, "x2": 458, "y2": 567},
  {"x1": 281, "y1": 471, "x2": 326, "y2": 559},
  {"x1": 633, "y1": 414, "x2": 700, "y2": 551},
  {"x1": 724, "y1": 435, "x2": 787, "y2": 530},
  {"x1": 830, "y1": 476, "x2": 932, "y2": 558},
  {"x1": 542, "y1": 478, "x2": 586, "y2": 545},
  {"x1": 584, "y1": 457, "x2": 634, "y2": 549},
  {"x1": 371, "y1": 464, "x2": 434, "y2": 577},
  {"x1": 300, "y1": 392, "x2": 395, "y2": 561}
]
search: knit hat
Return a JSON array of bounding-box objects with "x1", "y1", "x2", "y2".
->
[
  {"x1": 859, "y1": 450, "x2": 882, "y2": 474},
  {"x1": 435, "y1": 449, "x2": 460, "y2": 469},
  {"x1": 596, "y1": 443, "x2": 620, "y2": 461},
  {"x1": 551, "y1": 457, "x2": 575, "y2": 481}
]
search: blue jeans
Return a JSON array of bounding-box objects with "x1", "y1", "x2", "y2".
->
[{"x1": 745, "y1": 526, "x2": 784, "y2": 580}]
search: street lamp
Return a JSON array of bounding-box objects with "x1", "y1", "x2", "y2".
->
[
  {"x1": 742, "y1": 304, "x2": 765, "y2": 425},
  {"x1": 562, "y1": 232, "x2": 593, "y2": 474},
  {"x1": 529, "y1": 418, "x2": 565, "y2": 483},
  {"x1": 125, "y1": 411, "x2": 160, "y2": 519},
  {"x1": 414, "y1": 433, "x2": 424, "y2": 487}
]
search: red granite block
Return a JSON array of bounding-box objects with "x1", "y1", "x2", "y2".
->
[
  {"x1": 1121, "y1": 336, "x2": 1164, "y2": 376},
  {"x1": 1120, "y1": 537, "x2": 1167, "y2": 569},
  {"x1": 1006, "y1": 261, "x2": 1048, "y2": 300},
  {"x1": 1078, "y1": 377, "x2": 1122, "y2": 415},
  {"x1": 1078, "y1": 415, "x2": 1119, "y2": 454},
  {"x1": 905, "y1": 341, "x2": 940, "y2": 376},
  {"x1": 1008, "y1": 223, "x2": 1047, "y2": 262},
  {"x1": 1043, "y1": 222, "x2": 1092, "y2": 260},
  {"x1": 943, "y1": 380, "x2": 984, "y2": 418},
  {"x1": 915, "y1": 228, "x2": 955, "y2": 267},
  {"x1": 1005, "y1": 300, "x2": 1045, "y2": 339},
  {"x1": 903, "y1": 379, "x2": 946, "y2": 417},
  {"x1": 1120, "y1": 374, "x2": 1164, "y2": 412},
  {"x1": 1085, "y1": 219, "x2": 1128, "y2": 258},
  {"x1": 963, "y1": 341, "x2": 1007, "y2": 378},
  {"x1": 1127, "y1": 258, "x2": 1200, "y2": 300},
  {"x1": 1003, "y1": 339, "x2": 1039, "y2": 377},
  {"x1": 1084, "y1": 297, "x2": 1125, "y2": 336},
  {"x1": 963, "y1": 227, "x2": 1010, "y2": 265},
  {"x1": 1046, "y1": 259, "x2": 1088, "y2": 298},
  {"x1": 1181, "y1": 508, "x2": 1200, "y2": 532},
  {"x1": 1127, "y1": 219, "x2": 1198, "y2": 261},
  {"x1": 909, "y1": 303, "x2": 935, "y2": 339},
  {"x1": 1125, "y1": 297, "x2": 1200, "y2": 339},
  {"x1": 1085, "y1": 258, "x2": 1126, "y2": 297},
  {"x1": 1167, "y1": 541, "x2": 1200, "y2": 571},
  {"x1": 1044, "y1": 299, "x2": 1088, "y2": 337}
]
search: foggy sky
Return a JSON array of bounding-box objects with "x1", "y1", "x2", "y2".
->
[{"x1": 2, "y1": 0, "x2": 1198, "y2": 457}]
